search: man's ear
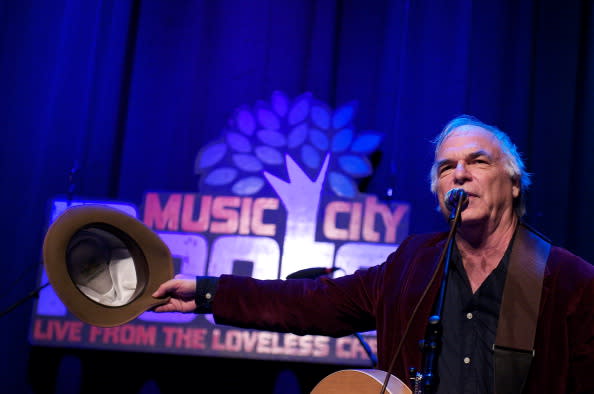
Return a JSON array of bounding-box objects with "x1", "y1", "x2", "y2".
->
[{"x1": 512, "y1": 176, "x2": 520, "y2": 198}]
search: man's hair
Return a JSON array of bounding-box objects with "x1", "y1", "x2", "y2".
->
[{"x1": 429, "y1": 114, "x2": 531, "y2": 217}]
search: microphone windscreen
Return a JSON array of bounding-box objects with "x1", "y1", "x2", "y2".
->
[{"x1": 444, "y1": 188, "x2": 468, "y2": 211}]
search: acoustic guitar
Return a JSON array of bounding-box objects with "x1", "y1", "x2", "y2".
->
[{"x1": 311, "y1": 369, "x2": 412, "y2": 394}]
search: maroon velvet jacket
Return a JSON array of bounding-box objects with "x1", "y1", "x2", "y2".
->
[{"x1": 212, "y1": 232, "x2": 594, "y2": 393}]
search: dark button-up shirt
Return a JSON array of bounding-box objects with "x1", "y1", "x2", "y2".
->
[{"x1": 436, "y1": 243, "x2": 511, "y2": 393}]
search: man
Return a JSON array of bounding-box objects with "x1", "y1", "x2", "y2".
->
[{"x1": 152, "y1": 115, "x2": 594, "y2": 393}]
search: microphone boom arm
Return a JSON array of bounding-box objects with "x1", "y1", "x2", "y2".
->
[{"x1": 411, "y1": 189, "x2": 467, "y2": 393}]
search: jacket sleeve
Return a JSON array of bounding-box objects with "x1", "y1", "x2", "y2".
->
[
  {"x1": 568, "y1": 275, "x2": 594, "y2": 393},
  {"x1": 209, "y1": 232, "x2": 443, "y2": 340},
  {"x1": 211, "y1": 262, "x2": 388, "y2": 337}
]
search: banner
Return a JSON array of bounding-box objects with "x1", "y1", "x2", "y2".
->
[{"x1": 31, "y1": 91, "x2": 410, "y2": 366}]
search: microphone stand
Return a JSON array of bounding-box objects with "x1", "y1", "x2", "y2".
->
[{"x1": 410, "y1": 190, "x2": 466, "y2": 393}]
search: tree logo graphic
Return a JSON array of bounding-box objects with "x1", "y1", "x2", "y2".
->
[{"x1": 194, "y1": 91, "x2": 384, "y2": 198}]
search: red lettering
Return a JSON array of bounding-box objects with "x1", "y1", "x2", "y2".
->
[
  {"x1": 143, "y1": 193, "x2": 281, "y2": 236},
  {"x1": 211, "y1": 328, "x2": 226, "y2": 350},
  {"x1": 119, "y1": 326, "x2": 135, "y2": 345},
  {"x1": 181, "y1": 194, "x2": 211, "y2": 232},
  {"x1": 89, "y1": 326, "x2": 101, "y2": 343},
  {"x1": 256, "y1": 332, "x2": 273, "y2": 353},
  {"x1": 32, "y1": 319, "x2": 83, "y2": 342},
  {"x1": 135, "y1": 325, "x2": 157, "y2": 346},
  {"x1": 241, "y1": 330, "x2": 258, "y2": 352},
  {"x1": 297, "y1": 335, "x2": 312, "y2": 356},
  {"x1": 65, "y1": 321, "x2": 83, "y2": 342},
  {"x1": 162, "y1": 326, "x2": 176, "y2": 346},
  {"x1": 226, "y1": 330, "x2": 242, "y2": 352},
  {"x1": 251, "y1": 198, "x2": 278, "y2": 236},
  {"x1": 210, "y1": 197, "x2": 240, "y2": 233},
  {"x1": 238, "y1": 197, "x2": 252, "y2": 235},
  {"x1": 143, "y1": 192, "x2": 181, "y2": 231},
  {"x1": 349, "y1": 202, "x2": 363, "y2": 241},
  {"x1": 33, "y1": 319, "x2": 50, "y2": 340},
  {"x1": 161, "y1": 326, "x2": 206, "y2": 349},
  {"x1": 313, "y1": 336, "x2": 330, "y2": 357},
  {"x1": 87, "y1": 324, "x2": 156, "y2": 346},
  {"x1": 323, "y1": 201, "x2": 350, "y2": 240},
  {"x1": 283, "y1": 334, "x2": 299, "y2": 356},
  {"x1": 363, "y1": 196, "x2": 408, "y2": 243},
  {"x1": 271, "y1": 332, "x2": 285, "y2": 354},
  {"x1": 334, "y1": 335, "x2": 375, "y2": 360}
]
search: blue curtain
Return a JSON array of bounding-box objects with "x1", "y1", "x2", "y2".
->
[{"x1": 1, "y1": 0, "x2": 593, "y2": 392}]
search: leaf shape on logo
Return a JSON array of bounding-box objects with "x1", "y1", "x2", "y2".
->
[
  {"x1": 257, "y1": 129, "x2": 286, "y2": 147},
  {"x1": 329, "y1": 171, "x2": 358, "y2": 198},
  {"x1": 226, "y1": 131, "x2": 252, "y2": 153},
  {"x1": 236, "y1": 108, "x2": 256, "y2": 136},
  {"x1": 309, "y1": 128, "x2": 329, "y2": 150},
  {"x1": 331, "y1": 128, "x2": 353, "y2": 152},
  {"x1": 332, "y1": 101, "x2": 357, "y2": 129},
  {"x1": 204, "y1": 167, "x2": 238, "y2": 186},
  {"x1": 301, "y1": 144, "x2": 321, "y2": 169},
  {"x1": 257, "y1": 108, "x2": 280, "y2": 130},
  {"x1": 232, "y1": 153, "x2": 263, "y2": 172},
  {"x1": 288, "y1": 123, "x2": 308, "y2": 148},
  {"x1": 288, "y1": 93, "x2": 311, "y2": 125},
  {"x1": 232, "y1": 176, "x2": 265, "y2": 196},
  {"x1": 338, "y1": 155, "x2": 372, "y2": 177},
  {"x1": 311, "y1": 105, "x2": 330, "y2": 129},
  {"x1": 351, "y1": 131, "x2": 383, "y2": 153},
  {"x1": 194, "y1": 142, "x2": 227, "y2": 172},
  {"x1": 271, "y1": 91, "x2": 289, "y2": 117},
  {"x1": 255, "y1": 145, "x2": 284, "y2": 165}
]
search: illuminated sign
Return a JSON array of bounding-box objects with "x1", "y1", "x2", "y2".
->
[{"x1": 31, "y1": 92, "x2": 410, "y2": 366}]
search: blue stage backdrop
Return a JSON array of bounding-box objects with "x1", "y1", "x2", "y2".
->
[{"x1": 1, "y1": 1, "x2": 593, "y2": 393}]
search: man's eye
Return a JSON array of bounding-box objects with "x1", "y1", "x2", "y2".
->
[{"x1": 439, "y1": 165, "x2": 453, "y2": 174}]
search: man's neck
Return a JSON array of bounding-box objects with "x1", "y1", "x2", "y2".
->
[{"x1": 454, "y1": 214, "x2": 518, "y2": 293}]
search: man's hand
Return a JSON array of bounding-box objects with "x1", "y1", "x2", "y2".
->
[{"x1": 151, "y1": 278, "x2": 197, "y2": 313}]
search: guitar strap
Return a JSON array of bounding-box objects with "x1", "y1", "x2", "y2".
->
[{"x1": 493, "y1": 223, "x2": 551, "y2": 394}]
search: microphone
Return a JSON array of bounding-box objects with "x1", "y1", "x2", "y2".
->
[
  {"x1": 286, "y1": 267, "x2": 339, "y2": 279},
  {"x1": 444, "y1": 188, "x2": 469, "y2": 212}
]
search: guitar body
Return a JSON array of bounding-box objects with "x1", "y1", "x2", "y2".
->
[{"x1": 311, "y1": 369, "x2": 412, "y2": 394}]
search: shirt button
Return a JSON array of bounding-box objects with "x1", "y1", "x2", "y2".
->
[
  {"x1": 205, "y1": 292, "x2": 212, "y2": 300},
  {"x1": 466, "y1": 312, "x2": 473, "y2": 319},
  {"x1": 463, "y1": 357, "x2": 471, "y2": 364}
]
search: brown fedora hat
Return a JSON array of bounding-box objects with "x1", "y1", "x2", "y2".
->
[{"x1": 42, "y1": 204, "x2": 173, "y2": 327}]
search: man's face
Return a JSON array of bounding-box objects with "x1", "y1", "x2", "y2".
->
[{"x1": 434, "y1": 125, "x2": 519, "y2": 226}]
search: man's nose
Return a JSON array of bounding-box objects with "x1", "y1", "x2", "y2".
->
[{"x1": 453, "y1": 161, "x2": 471, "y2": 183}]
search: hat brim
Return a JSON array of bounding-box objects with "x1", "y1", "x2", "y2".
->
[{"x1": 43, "y1": 204, "x2": 173, "y2": 327}]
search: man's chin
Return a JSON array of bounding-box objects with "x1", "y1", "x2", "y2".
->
[
  {"x1": 441, "y1": 206, "x2": 482, "y2": 222},
  {"x1": 458, "y1": 213, "x2": 488, "y2": 227}
]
